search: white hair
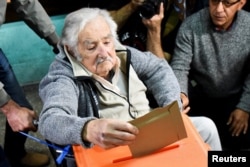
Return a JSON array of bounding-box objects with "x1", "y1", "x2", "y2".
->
[{"x1": 60, "y1": 8, "x2": 120, "y2": 60}]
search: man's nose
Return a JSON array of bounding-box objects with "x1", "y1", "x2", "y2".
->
[
  {"x1": 97, "y1": 44, "x2": 108, "y2": 56},
  {"x1": 215, "y1": 2, "x2": 224, "y2": 12}
]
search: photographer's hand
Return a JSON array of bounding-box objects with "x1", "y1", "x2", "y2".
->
[
  {"x1": 142, "y1": 2, "x2": 164, "y2": 32},
  {"x1": 142, "y1": 3, "x2": 165, "y2": 59}
]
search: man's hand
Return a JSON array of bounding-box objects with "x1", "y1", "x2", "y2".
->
[
  {"x1": 83, "y1": 119, "x2": 139, "y2": 149},
  {"x1": 180, "y1": 93, "x2": 190, "y2": 114},
  {"x1": 142, "y1": 2, "x2": 164, "y2": 31},
  {"x1": 142, "y1": 3, "x2": 165, "y2": 58},
  {"x1": 1, "y1": 99, "x2": 38, "y2": 132},
  {"x1": 227, "y1": 109, "x2": 249, "y2": 136}
]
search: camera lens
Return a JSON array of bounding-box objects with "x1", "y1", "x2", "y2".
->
[
  {"x1": 138, "y1": 0, "x2": 165, "y2": 19},
  {"x1": 139, "y1": 3, "x2": 157, "y2": 19}
]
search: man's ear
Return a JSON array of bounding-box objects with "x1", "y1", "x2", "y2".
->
[{"x1": 238, "y1": 0, "x2": 247, "y2": 10}]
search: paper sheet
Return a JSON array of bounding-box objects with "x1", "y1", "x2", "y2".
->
[{"x1": 128, "y1": 101, "x2": 187, "y2": 157}]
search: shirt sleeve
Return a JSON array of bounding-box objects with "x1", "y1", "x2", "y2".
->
[
  {"x1": 0, "y1": 82, "x2": 10, "y2": 107},
  {"x1": 10, "y1": 0, "x2": 59, "y2": 46}
]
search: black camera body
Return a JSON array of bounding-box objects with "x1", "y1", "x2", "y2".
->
[{"x1": 138, "y1": 0, "x2": 165, "y2": 19}]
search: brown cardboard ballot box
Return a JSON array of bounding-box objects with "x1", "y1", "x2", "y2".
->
[{"x1": 73, "y1": 113, "x2": 210, "y2": 167}]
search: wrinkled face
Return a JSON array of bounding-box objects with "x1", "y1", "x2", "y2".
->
[
  {"x1": 209, "y1": 0, "x2": 246, "y2": 30},
  {"x1": 77, "y1": 16, "x2": 117, "y2": 79}
]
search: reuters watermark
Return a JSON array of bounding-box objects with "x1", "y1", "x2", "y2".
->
[{"x1": 208, "y1": 151, "x2": 249, "y2": 167}]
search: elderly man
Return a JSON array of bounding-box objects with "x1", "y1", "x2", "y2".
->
[
  {"x1": 38, "y1": 8, "x2": 221, "y2": 164},
  {"x1": 170, "y1": 0, "x2": 250, "y2": 150}
]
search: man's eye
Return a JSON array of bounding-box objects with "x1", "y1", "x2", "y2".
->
[
  {"x1": 104, "y1": 39, "x2": 112, "y2": 45},
  {"x1": 87, "y1": 45, "x2": 96, "y2": 50},
  {"x1": 104, "y1": 41, "x2": 110, "y2": 45},
  {"x1": 224, "y1": 1, "x2": 231, "y2": 5}
]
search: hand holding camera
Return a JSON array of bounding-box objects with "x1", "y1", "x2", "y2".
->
[{"x1": 139, "y1": 0, "x2": 166, "y2": 19}]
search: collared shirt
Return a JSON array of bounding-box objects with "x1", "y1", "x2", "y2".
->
[{"x1": 63, "y1": 46, "x2": 151, "y2": 121}]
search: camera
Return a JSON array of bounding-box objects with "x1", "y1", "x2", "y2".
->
[{"x1": 138, "y1": 0, "x2": 165, "y2": 19}]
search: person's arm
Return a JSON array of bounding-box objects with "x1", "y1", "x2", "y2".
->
[
  {"x1": 109, "y1": 0, "x2": 144, "y2": 30},
  {"x1": 170, "y1": 18, "x2": 193, "y2": 96},
  {"x1": 142, "y1": 3, "x2": 166, "y2": 59},
  {"x1": 10, "y1": 0, "x2": 59, "y2": 53},
  {"x1": 228, "y1": 72, "x2": 250, "y2": 136},
  {"x1": 0, "y1": 82, "x2": 37, "y2": 132},
  {"x1": 142, "y1": 3, "x2": 172, "y2": 61}
]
